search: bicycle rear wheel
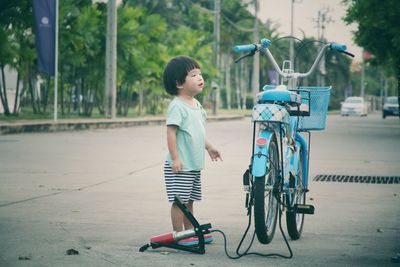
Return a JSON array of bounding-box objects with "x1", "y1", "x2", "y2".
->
[
  {"x1": 254, "y1": 138, "x2": 280, "y2": 244},
  {"x1": 286, "y1": 147, "x2": 306, "y2": 240}
]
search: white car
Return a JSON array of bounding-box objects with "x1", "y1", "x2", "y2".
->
[
  {"x1": 382, "y1": 96, "x2": 399, "y2": 118},
  {"x1": 341, "y1": 97, "x2": 368, "y2": 117}
]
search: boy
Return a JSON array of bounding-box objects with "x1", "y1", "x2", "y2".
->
[{"x1": 163, "y1": 56, "x2": 222, "y2": 246}]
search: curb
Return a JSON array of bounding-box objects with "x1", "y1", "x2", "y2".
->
[{"x1": 0, "y1": 115, "x2": 244, "y2": 135}]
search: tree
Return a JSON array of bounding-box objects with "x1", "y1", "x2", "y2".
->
[
  {"x1": 0, "y1": 0, "x2": 45, "y2": 116},
  {"x1": 117, "y1": 3, "x2": 167, "y2": 116},
  {"x1": 344, "y1": 0, "x2": 400, "y2": 110}
]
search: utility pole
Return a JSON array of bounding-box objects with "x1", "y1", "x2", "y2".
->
[
  {"x1": 105, "y1": 0, "x2": 117, "y2": 119},
  {"x1": 252, "y1": 0, "x2": 260, "y2": 104},
  {"x1": 54, "y1": 0, "x2": 59, "y2": 121},
  {"x1": 313, "y1": 7, "x2": 332, "y2": 87},
  {"x1": 289, "y1": 0, "x2": 302, "y2": 69},
  {"x1": 289, "y1": 0, "x2": 294, "y2": 65},
  {"x1": 212, "y1": 0, "x2": 220, "y2": 115}
]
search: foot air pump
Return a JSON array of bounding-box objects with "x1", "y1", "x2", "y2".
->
[{"x1": 139, "y1": 195, "x2": 212, "y2": 254}]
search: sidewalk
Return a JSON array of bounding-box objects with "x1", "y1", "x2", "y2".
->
[{"x1": 0, "y1": 114, "x2": 244, "y2": 135}]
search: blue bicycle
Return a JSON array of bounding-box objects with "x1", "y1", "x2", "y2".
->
[{"x1": 234, "y1": 38, "x2": 354, "y2": 244}]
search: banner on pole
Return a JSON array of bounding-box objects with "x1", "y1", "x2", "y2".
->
[
  {"x1": 33, "y1": 0, "x2": 55, "y2": 76},
  {"x1": 268, "y1": 70, "x2": 278, "y2": 85}
]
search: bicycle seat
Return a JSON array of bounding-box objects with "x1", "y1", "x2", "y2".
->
[{"x1": 258, "y1": 85, "x2": 302, "y2": 106}]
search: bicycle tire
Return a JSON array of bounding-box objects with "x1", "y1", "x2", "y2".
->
[
  {"x1": 254, "y1": 138, "x2": 279, "y2": 244},
  {"x1": 286, "y1": 147, "x2": 306, "y2": 240}
]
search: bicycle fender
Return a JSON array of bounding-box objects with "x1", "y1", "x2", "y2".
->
[
  {"x1": 251, "y1": 131, "x2": 274, "y2": 177},
  {"x1": 290, "y1": 140, "x2": 301, "y2": 179},
  {"x1": 295, "y1": 132, "x2": 309, "y2": 188}
]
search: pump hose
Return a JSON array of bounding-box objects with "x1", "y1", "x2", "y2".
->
[{"x1": 211, "y1": 194, "x2": 293, "y2": 259}]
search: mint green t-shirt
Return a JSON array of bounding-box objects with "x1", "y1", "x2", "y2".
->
[{"x1": 166, "y1": 97, "x2": 207, "y2": 171}]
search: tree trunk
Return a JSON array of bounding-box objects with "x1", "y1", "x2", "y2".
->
[
  {"x1": 225, "y1": 49, "x2": 231, "y2": 109},
  {"x1": 0, "y1": 63, "x2": 10, "y2": 115},
  {"x1": 13, "y1": 71, "x2": 21, "y2": 115},
  {"x1": 235, "y1": 63, "x2": 241, "y2": 109},
  {"x1": 81, "y1": 77, "x2": 87, "y2": 115},
  {"x1": 96, "y1": 91, "x2": 104, "y2": 115},
  {"x1": 116, "y1": 85, "x2": 122, "y2": 115},
  {"x1": 241, "y1": 61, "x2": 250, "y2": 109},
  {"x1": 75, "y1": 82, "x2": 80, "y2": 115},
  {"x1": 87, "y1": 80, "x2": 95, "y2": 116},
  {"x1": 60, "y1": 75, "x2": 65, "y2": 115},
  {"x1": 123, "y1": 89, "x2": 131, "y2": 116},
  {"x1": 28, "y1": 74, "x2": 38, "y2": 114},
  {"x1": 42, "y1": 75, "x2": 50, "y2": 113},
  {"x1": 397, "y1": 63, "x2": 399, "y2": 119},
  {"x1": 139, "y1": 82, "x2": 144, "y2": 115}
]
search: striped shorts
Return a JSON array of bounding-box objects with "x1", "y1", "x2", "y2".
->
[{"x1": 164, "y1": 161, "x2": 202, "y2": 203}]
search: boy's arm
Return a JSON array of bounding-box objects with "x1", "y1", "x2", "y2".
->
[
  {"x1": 167, "y1": 125, "x2": 182, "y2": 172},
  {"x1": 205, "y1": 139, "x2": 223, "y2": 162}
]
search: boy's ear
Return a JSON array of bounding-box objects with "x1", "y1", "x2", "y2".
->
[{"x1": 176, "y1": 81, "x2": 183, "y2": 90}]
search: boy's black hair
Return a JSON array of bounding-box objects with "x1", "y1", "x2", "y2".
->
[{"x1": 163, "y1": 56, "x2": 201, "y2": 95}]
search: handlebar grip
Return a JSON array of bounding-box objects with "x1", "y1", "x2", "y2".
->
[
  {"x1": 233, "y1": 44, "x2": 256, "y2": 53},
  {"x1": 260, "y1": 38, "x2": 272, "y2": 48},
  {"x1": 330, "y1": 43, "x2": 347, "y2": 52}
]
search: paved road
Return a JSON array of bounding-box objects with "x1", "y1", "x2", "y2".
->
[{"x1": 0, "y1": 113, "x2": 399, "y2": 266}]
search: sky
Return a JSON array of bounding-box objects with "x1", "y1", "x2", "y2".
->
[{"x1": 256, "y1": 0, "x2": 362, "y2": 61}]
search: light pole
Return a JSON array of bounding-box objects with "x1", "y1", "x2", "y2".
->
[
  {"x1": 212, "y1": 0, "x2": 220, "y2": 115},
  {"x1": 54, "y1": 0, "x2": 59, "y2": 121},
  {"x1": 252, "y1": 0, "x2": 260, "y2": 105},
  {"x1": 105, "y1": 0, "x2": 117, "y2": 119},
  {"x1": 289, "y1": 0, "x2": 294, "y2": 65},
  {"x1": 289, "y1": 0, "x2": 301, "y2": 68},
  {"x1": 313, "y1": 7, "x2": 332, "y2": 87}
]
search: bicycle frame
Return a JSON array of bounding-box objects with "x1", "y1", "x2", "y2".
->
[
  {"x1": 234, "y1": 39, "x2": 353, "y2": 211},
  {"x1": 248, "y1": 42, "x2": 336, "y2": 196},
  {"x1": 235, "y1": 38, "x2": 353, "y2": 246},
  {"x1": 250, "y1": 111, "x2": 307, "y2": 196}
]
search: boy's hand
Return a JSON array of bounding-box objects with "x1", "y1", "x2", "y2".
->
[
  {"x1": 172, "y1": 158, "x2": 183, "y2": 173},
  {"x1": 206, "y1": 146, "x2": 223, "y2": 162}
]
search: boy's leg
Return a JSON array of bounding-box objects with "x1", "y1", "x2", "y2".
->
[
  {"x1": 183, "y1": 171, "x2": 201, "y2": 230},
  {"x1": 183, "y1": 200, "x2": 194, "y2": 230},
  {"x1": 171, "y1": 200, "x2": 194, "y2": 232},
  {"x1": 171, "y1": 203, "x2": 184, "y2": 232}
]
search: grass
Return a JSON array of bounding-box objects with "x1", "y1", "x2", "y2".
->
[
  {"x1": 1, "y1": 105, "x2": 341, "y2": 122},
  {"x1": 0, "y1": 106, "x2": 161, "y2": 122}
]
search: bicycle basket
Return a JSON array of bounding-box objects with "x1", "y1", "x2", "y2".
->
[{"x1": 297, "y1": 86, "x2": 331, "y2": 131}]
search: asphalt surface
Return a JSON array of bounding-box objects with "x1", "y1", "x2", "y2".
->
[{"x1": 0, "y1": 113, "x2": 399, "y2": 266}]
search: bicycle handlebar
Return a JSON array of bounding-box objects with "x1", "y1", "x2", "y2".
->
[
  {"x1": 233, "y1": 44, "x2": 257, "y2": 53},
  {"x1": 233, "y1": 38, "x2": 271, "y2": 53},
  {"x1": 330, "y1": 43, "x2": 347, "y2": 52},
  {"x1": 233, "y1": 38, "x2": 354, "y2": 79}
]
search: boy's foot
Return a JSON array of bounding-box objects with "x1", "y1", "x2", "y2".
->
[{"x1": 177, "y1": 234, "x2": 214, "y2": 247}]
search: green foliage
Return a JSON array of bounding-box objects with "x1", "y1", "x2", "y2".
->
[
  {"x1": 344, "y1": 0, "x2": 399, "y2": 104},
  {"x1": 344, "y1": 0, "x2": 400, "y2": 75},
  {"x1": 0, "y1": 1, "x2": 356, "y2": 118}
]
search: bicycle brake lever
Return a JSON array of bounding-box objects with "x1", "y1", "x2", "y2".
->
[
  {"x1": 234, "y1": 50, "x2": 256, "y2": 63},
  {"x1": 341, "y1": 50, "x2": 355, "y2": 58}
]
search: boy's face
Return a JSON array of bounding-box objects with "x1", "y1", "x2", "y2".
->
[{"x1": 177, "y1": 68, "x2": 204, "y2": 96}]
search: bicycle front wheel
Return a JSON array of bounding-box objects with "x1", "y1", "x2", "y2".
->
[{"x1": 254, "y1": 138, "x2": 280, "y2": 244}]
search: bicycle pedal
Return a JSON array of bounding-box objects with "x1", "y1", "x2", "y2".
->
[{"x1": 294, "y1": 204, "x2": 315, "y2": 214}]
